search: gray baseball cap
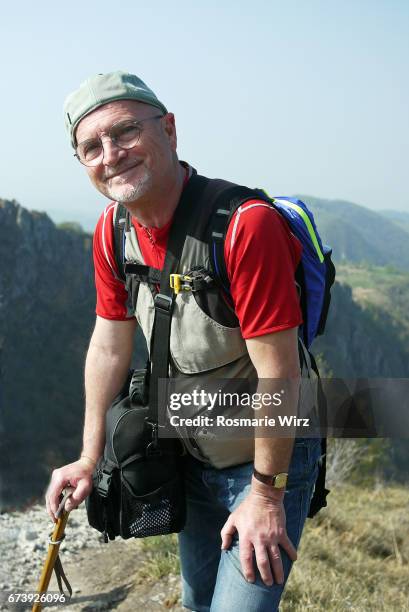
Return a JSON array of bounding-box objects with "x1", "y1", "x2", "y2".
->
[{"x1": 64, "y1": 70, "x2": 168, "y2": 148}]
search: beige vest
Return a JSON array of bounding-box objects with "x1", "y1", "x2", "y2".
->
[{"x1": 120, "y1": 206, "x2": 315, "y2": 468}]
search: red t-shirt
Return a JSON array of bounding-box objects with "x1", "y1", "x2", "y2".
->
[{"x1": 93, "y1": 180, "x2": 303, "y2": 339}]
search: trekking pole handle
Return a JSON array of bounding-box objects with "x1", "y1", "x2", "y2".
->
[{"x1": 32, "y1": 488, "x2": 74, "y2": 612}]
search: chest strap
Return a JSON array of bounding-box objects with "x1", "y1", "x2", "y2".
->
[{"x1": 124, "y1": 263, "x2": 162, "y2": 285}]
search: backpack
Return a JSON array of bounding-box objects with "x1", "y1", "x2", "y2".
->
[
  {"x1": 208, "y1": 189, "x2": 336, "y2": 350},
  {"x1": 111, "y1": 178, "x2": 335, "y2": 517}
]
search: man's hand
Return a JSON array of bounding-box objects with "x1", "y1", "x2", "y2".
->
[
  {"x1": 220, "y1": 488, "x2": 297, "y2": 586},
  {"x1": 45, "y1": 458, "x2": 95, "y2": 522}
]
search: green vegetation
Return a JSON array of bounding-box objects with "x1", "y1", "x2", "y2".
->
[
  {"x1": 136, "y1": 534, "x2": 180, "y2": 581},
  {"x1": 336, "y1": 262, "x2": 407, "y2": 287},
  {"x1": 336, "y1": 262, "x2": 409, "y2": 344},
  {"x1": 57, "y1": 221, "x2": 85, "y2": 234},
  {"x1": 315, "y1": 264, "x2": 409, "y2": 485}
]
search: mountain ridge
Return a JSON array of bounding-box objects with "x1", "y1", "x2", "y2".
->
[{"x1": 294, "y1": 194, "x2": 409, "y2": 271}]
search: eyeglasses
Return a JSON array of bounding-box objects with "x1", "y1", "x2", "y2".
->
[{"x1": 74, "y1": 115, "x2": 163, "y2": 166}]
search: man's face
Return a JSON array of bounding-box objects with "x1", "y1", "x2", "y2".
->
[{"x1": 75, "y1": 100, "x2": 177, "y2": 203}]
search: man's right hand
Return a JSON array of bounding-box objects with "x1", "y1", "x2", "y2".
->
[{"x1": 45, "y1": 457, "x2": 95, "y2": 522}]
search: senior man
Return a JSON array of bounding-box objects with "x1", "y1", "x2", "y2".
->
[{"x1": 46, "y1": 71, "x2": 321, "y2": 612}]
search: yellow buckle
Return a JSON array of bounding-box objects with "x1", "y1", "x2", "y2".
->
[
  {"x1": 170, "y1": 274, "x2": 181, "y2": 294},
  {"x1": 170, "y1": 274, "x2": 192, "y2": 295}
]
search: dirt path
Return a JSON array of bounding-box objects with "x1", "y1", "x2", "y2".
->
[
  {"x1": 1, "y1": 504, "x2": 184, "y2": 612},
  {"x1": 45, "y1": 540, "x2": 183, "y2": 611}
]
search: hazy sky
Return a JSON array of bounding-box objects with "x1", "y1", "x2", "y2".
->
[{"x1": 1, "y1": 0, "x2": 408, "y2": 230}]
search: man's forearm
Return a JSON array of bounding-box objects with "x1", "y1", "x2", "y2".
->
[
  {"x1": 245, "y1": 329, "x2": 301, "y2": 486},
  {"x1": 82, "y1": 333, "x2": 134, "y2": 462},
  {"x1": 252, "y1": 375, "x2": 300, "y2": 498},
  {"x1": 254, "y1": 437, "x2": 295, "y2": 477}
]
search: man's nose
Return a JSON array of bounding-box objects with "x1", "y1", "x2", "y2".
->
[{"x1": 100, "y1": 136, "x2": 127, "y2": 166}]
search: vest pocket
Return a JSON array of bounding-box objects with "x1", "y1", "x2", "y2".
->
[
  {"x1": 192, "y1": 285, "x2": 239, "y2": 328},
  {"x1": 170, "y1": 292, "x2": 247, "y2": 374}
]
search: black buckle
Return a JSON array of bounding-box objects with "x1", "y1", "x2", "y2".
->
[
  {"x1": 124, "y1": 262, "x2": 146, "y2": 275},
  {"x1": 130, "y1": 367, "x2": 150, "y2": 406},
  {"x1": 97, "y1": 471, "x2": 112, "y2": 498},
  {"x1": 154, "y1": 293, "x2": 173, "y2": 312}
]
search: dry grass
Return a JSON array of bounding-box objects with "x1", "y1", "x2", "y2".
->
[
  {"x1": 134, "y1": 484, "x2": 409, "y2": 611},
  {"x1": 325, "y1": 439, "x2": 369, "y2": 487},
  {"x1": 281, "y1": 485, "x2": 409, "y2": 611}
]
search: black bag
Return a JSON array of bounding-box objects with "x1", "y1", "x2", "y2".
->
[{"x1": 86, "y1": 367, "x2": 185, "y2": 540}]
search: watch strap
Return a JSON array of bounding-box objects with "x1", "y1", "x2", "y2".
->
[{"x1": 253, "y1": 468, "x2": 288, "y2": 488}]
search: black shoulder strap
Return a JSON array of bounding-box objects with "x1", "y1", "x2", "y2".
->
[
  {"x1": 307, "y1": 437, "x2": 330, "y2": 518},
  {"x1": 307, "y1": 351, "x2": 330, "y2": 518},
  {"x1": 113, "y1": 203, "x2": 128, "y2": 282},
  {"x1": 317, "y1": 250, "x2": 336, "y2": 336},
  {"x1": 208, "y1": 186, "x2": 272, "y2": 292},
  {"x1": 147, "y1": 174, "x2": 210, "y2": 425}
]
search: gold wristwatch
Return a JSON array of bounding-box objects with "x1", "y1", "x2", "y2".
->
[{"x1": 253, "y1": 468, "x2": 288, "y2": 489}]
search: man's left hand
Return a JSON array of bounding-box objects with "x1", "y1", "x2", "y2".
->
[{"x1": 220, "y1": 489, "x2": 297, "y2": 586}]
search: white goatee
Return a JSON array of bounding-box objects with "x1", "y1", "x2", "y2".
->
[{"x1": 106, "y1": 171, "x2": 153, "y2": 203}]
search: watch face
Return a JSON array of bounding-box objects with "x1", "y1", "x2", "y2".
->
[{"x1": 274, "y1": 473, "x2": 288, "y2": 488}]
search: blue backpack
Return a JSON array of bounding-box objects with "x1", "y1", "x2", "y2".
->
[{"x1": 209, "y1": 188, "x2": 335, "y2": 350}]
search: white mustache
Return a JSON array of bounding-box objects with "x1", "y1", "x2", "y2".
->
[{"x1": 104, "y1": 161, "x2": 141, "y2": 180}]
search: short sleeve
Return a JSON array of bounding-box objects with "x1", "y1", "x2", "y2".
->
[
  {"x1": 93, "y1": 204, "x2": 135, "y2": 321},
  {"x1": 224, "y1": 200, "x2": 303, "y2": 339}
]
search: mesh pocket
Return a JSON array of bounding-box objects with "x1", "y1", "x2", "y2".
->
[{"x1": 120, "y1": 474, "x2": 185, "y2": 539}]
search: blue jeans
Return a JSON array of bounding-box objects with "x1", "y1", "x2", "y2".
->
[{"x1": 178, "y1": 438, "x2": 322, "y2": 612}]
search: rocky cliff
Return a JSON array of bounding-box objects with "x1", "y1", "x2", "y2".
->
[
  {"x1": 314, "y1": 282, "x2": 409, "y2": 377},
  {"x1": 0, "y1": 199, "x2": 95, "y2": 510}
]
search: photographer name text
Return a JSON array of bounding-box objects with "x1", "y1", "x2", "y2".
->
[{"x1": 169, "y1": 415, "x2": 310, "y2": 427}]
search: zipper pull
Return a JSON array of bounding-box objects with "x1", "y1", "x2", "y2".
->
[
  {"x1": 144, "y1": 227, "x2": 155, "y2": 246},
  {"x1": 152, "y1": 422, "x2": 158, "y2": 442},
  {"x1": 146, "y1": 422, "x2": 162, "y2": 456}
]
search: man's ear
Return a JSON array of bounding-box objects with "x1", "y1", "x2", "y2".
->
[{"x1": 163, "y1": 113, "x2": 177, "y2": 150}]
